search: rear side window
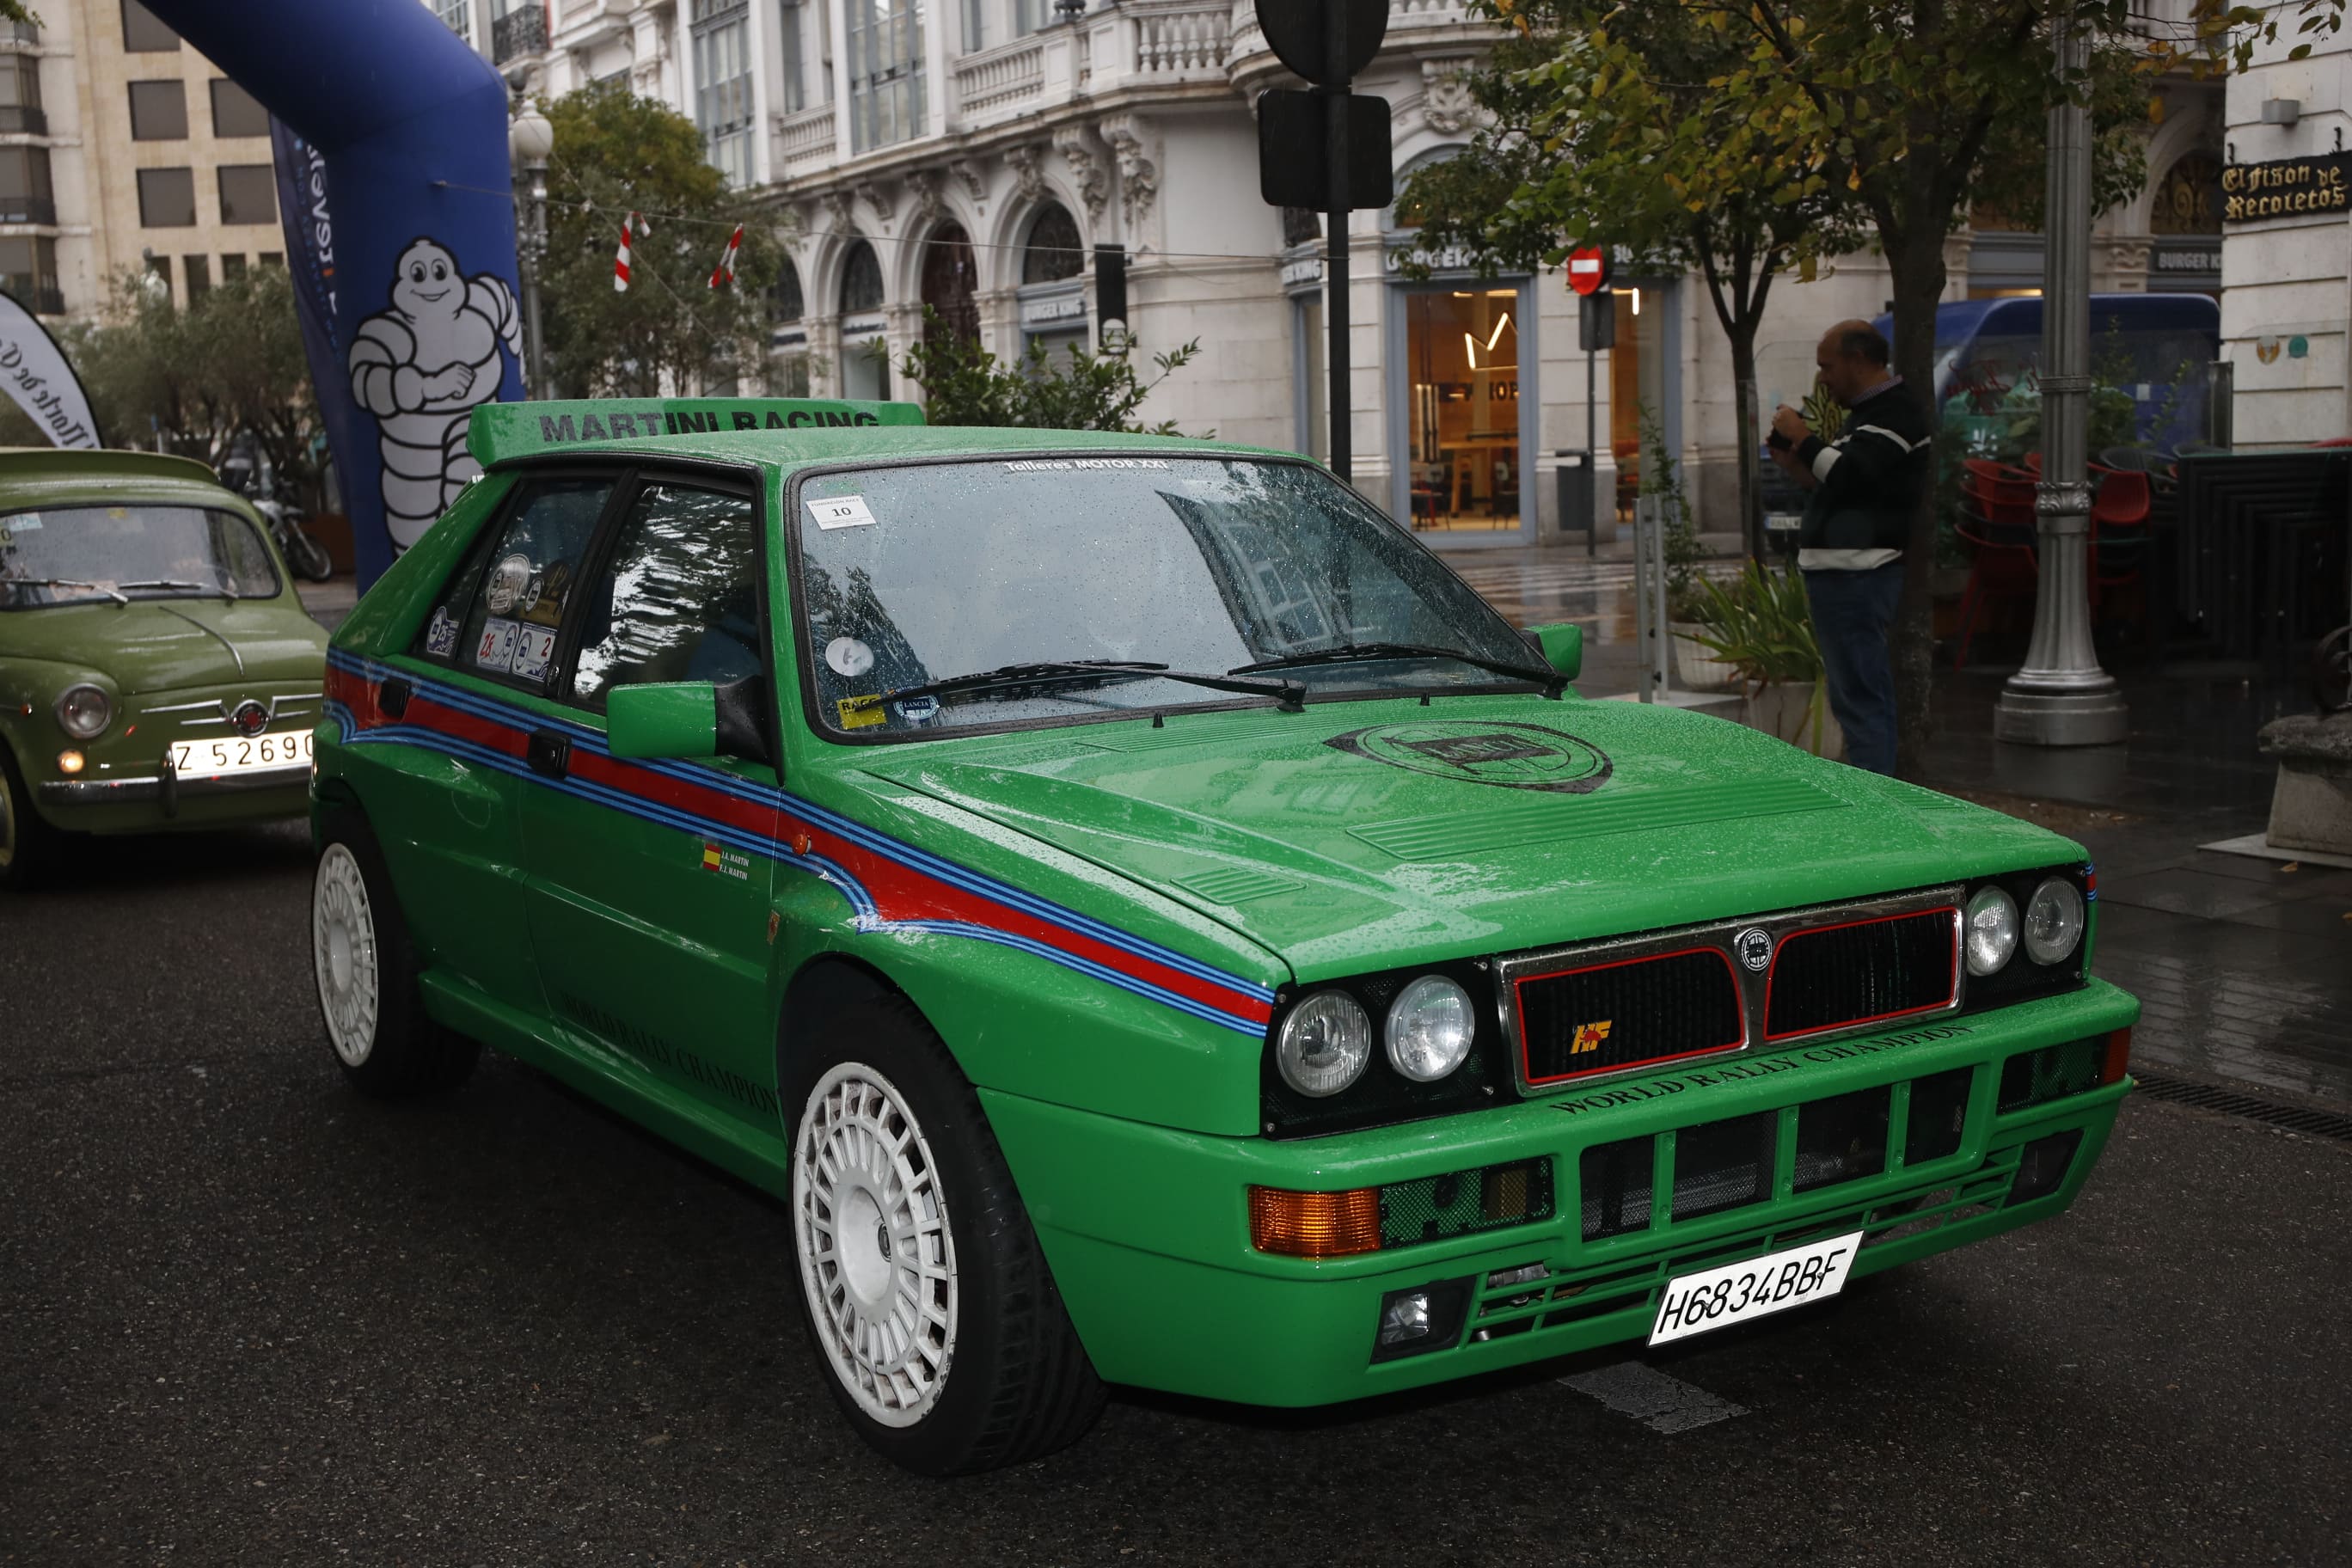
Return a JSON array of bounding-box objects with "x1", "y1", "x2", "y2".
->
[
  {"x1": 570, "y1": 482, "x2": 761, "y2": 707},
  {"x1": 414, "y1": 477, "x2": 613, "y2": 689}
]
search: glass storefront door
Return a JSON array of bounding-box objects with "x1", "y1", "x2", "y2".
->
[
  {"x1": 1607, "y1": 283, "x2": 1672, "y2": 524},
  {"x1": 1400, "y1": 286, "x2": 1526, "y2": 536}
]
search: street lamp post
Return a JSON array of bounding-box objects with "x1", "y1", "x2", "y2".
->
[
  {"x1": 508, "y1": 106, "x2": 554, "y2": 401},
  {"x1": 1994, "y1": 15, "x2": 2127, "y2": 746}
]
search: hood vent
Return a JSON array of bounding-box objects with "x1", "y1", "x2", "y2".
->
[
  {"x1": 1176, "y1": 866, "x2": 1305, "y2": 906},
  {"x1": 1351, "y1": 777, "x2": 1845, "y2": 862}
]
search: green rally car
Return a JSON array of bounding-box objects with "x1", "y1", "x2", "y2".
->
[
  {"x1": 311, "y1": 397, "x2": 2137, "y2": 1474},
  {"x1": 1, "y1": 448, "x2": 330, "y2": 888}
]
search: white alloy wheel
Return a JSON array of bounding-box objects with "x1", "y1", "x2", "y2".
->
[
  {"x1": 312, "y1": 842, "x2": 381, "y2": 1067},
  {"x1": 793, "y1": 1062, "x2": 959, "y2": 1429}
]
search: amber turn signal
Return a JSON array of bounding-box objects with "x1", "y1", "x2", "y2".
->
[
  {"x1": 2100, "y1": 1026, "x2": 2133, "y2": 1087},
  {"x1": 56, "y1": 749, "x2": 85, "y2": 775},
  {"x1": 1249, "y1": 1185, "x2": 1381, "y2": 1258}
]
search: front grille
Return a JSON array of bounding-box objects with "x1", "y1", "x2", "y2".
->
[
  {"x1": 1765, "y1": 908, "x2": 1957, "y2": 1040},
  {"x1": 1517, "y1": 947, "x2": 1743, "y2": 1086},
  {"x1": 1794, "y1": 1086, "x2": 1892, "y2": 1192},
  {"x1": 1998, "y1": 1035, "x2": 2108, "y2": 1112},
  {"x1": 1381, "y1": 1159, "x2": 1554, "y2": 1248},
  {"x1": 1671, "y1": 1113, "x2": 1774, "y2": 1220}
]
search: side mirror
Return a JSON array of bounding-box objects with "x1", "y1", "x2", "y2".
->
[
  {"x1": 1526, "y1": 622, "x2": 1582, "y2": 682},
  {"x1": 608, "y1": 676, "x2": 775, "y2": 767},
  {"x1": 607, "y1": 681, "x2": 717, "y2": 760}
]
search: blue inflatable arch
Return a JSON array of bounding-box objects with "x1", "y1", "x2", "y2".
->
[{"x1": 146, "y1": 2, "x2": 523, "y2": 588}]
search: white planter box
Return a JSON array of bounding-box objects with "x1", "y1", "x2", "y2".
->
[
  {"x1": 1670, "y1": 622, "x2": 1742, "y2": 692},
  {"x1": 1742, "y1": 681, "x2": 1847, "y2": 762}
]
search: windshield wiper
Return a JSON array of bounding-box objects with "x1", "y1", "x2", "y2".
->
[
  {"x1": 117, "y1": 577, "x2": 236, "y2": 603},
  {"x1": 853, "y1": 659, "x2": 1306, "y2": 720},
  {"x1": 1230, "y1": 641, "x2": 1565, "y2": 698},
  {"x1": 4, "y1": 576, "x2": 130, "y2": 605}
]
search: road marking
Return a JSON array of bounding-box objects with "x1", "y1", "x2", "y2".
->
[{"x1": 1559, "y1": 1361, "x2": 1749, "y2": 1434}]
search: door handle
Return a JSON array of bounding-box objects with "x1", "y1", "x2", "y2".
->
[
  {"x1": 378, "y1": 677, "x2": 412, "y2": 720},
  {"x1": 527, "y1": 727, "x2": 572, "y2": 780}
]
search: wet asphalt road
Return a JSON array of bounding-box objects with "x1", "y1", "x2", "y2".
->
[{"x1": 4, "y1": 828, "x2": 2352, "y2": 1566}]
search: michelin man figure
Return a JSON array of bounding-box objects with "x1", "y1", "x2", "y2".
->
[{"x1": 349, "y1": 238, "x2": 523, "y2": 550}]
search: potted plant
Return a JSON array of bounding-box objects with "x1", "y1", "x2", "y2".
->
[{"x1": 1691, "y1": 560, "x2": 1846, "y2": 760}]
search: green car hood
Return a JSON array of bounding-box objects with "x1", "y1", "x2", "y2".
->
[
  {"x1": 854, "y1": 694, "x2": 2077, "y2": 981},
  {"x1": 4, "y1": 598, "x2": 328, "y2": 694}
]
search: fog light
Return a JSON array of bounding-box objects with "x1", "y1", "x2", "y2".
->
[
  {"x1": 57, "y1": 749, "x2": 85, "y2": 775},
  {"x1": 1371, "y1": 1279, "x2": 1470, "y2": 1362},
  {"x1": 2011, "y1": 1130, "x2": 2085, "y2": 1202}
]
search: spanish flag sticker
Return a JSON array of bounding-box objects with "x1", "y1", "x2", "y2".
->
[{"x1": 701, "y1": 842, "x2": 723, "y2": 871}]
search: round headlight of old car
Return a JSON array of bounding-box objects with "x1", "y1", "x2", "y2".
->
[
  {"x1": 1386, "y1": 975, "x2": 1476, "y2": 1083},
  {"x1": 2023, "y1": 877, "x2": 2086, "y2": 965},
  {"x1": 55, "y1": 683, "x2": 111, "y2": 740},
  {"x1": 1964, "y1": 885, "x2": 2018, "y2": 976},
  {"x1": 1275, "y1": 989, "x2": 1373, "y2": 1098}
]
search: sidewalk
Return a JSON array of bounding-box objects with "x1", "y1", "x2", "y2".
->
[{"x1": 1449, "y1": 542, "x2": 2352, "y2": 1109}]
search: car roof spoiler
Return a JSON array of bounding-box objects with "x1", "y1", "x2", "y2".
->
[{"x1": 469, "y1": 397, "x2": 926, "y2": 469}]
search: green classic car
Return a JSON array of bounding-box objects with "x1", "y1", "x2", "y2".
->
[
  {"x1": 312, "y1": 398, "x2": 2137, "y2": 1475},
  {"x1": 1, "y1": 449, "x2": 331, "y2": 887}
]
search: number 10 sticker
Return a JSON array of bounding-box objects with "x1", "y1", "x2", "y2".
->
[{"x1": 809, "y1": 494, "x2": 877, "y2": 530}]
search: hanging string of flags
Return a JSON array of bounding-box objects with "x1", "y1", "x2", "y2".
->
[
  {"x1": 708, "y1": 224, "x2": 744, "y2": 290},
  {"x1": 612, "y1": 211, "x2": 649, "y2": 292}
]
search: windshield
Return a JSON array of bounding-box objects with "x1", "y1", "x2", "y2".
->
[
  {"x1": 793, "y1": 455, "x2": 1540, "y2": 738},
  {"x1": 0, "y1": 504, "x2": 283, "y2": 609}
]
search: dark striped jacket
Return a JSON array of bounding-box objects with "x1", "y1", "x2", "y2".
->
[{"x1": 1794, "y1": 379, "x2": 1932, "y2": 560}]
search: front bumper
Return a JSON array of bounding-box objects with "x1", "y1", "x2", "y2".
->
[
  {"x1": 35, "y1": 759, "x2": 309, "y2": 829},
  {"x1": 982, "y1": 981, "x2": 2138, "y2": 1408}
]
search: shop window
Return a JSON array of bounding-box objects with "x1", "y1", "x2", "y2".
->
[
  {"x1": 121, "y1": 0, "x2": 180, "y2": 51},
  {"x1": 1608, "y1": 286, "x2": 1668, "y2": 521},
  {"x1": 921, "y1": 223, "x2": 979, "y2": 348},
  {"x1": 128, "y1": 79, "x2": 188, "y2": 140},
  {"x1": 211, "y1": 79, "x2": 269, "y2": 138},
  {"x1": 218, "y1": 165, "x2": 277, "y2": 225},
  {"x1": 1293, "y1": 292, "x2": 1326, "y2": 462},
  {"x1": 138, "y1": 166, "x2": 196, "y2": 228},
  {"x1": 0, "y1": 145, "x2": 55, "y2": 225},
  {"x1": 1405, "y1": 289, "x2": 1522, "y2": 532},
  {"x1": 1022, "y1": 203, "x2": 1082, "y2": 285}
]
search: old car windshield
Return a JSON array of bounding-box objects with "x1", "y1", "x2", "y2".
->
[
  {"x1": 0, "y1": 505, "x2": 282, "y2": 609},
  {"x1": 794, "y1": 456, "x2": 1540, "y2": 737}
]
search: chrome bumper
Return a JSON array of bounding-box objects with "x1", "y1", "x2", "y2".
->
[{"x1": 39, "y1": 762, "x2": 309, "y2": 811}]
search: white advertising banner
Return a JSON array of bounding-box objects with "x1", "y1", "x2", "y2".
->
[{"x1": 0, "y1": 291, "x2": 100, "y2": 449}]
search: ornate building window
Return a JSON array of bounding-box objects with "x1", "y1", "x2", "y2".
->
[
  {"x1": 2149, "y1": 151, "x2": 2222, "y2": 235},
  {"x1": 847, "y1": 0, "x2": 924, "y2": 154},
  {"x1": 1021, "y1": 203, "x2": 1083, "y2": 285},
  {"x1": 692, "y1": 0, "x2": 756, "y2": 187}
]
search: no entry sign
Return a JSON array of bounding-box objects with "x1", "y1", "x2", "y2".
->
[{"x1": 1566, "y1": 247, "x2": 1610, "y2": 297}]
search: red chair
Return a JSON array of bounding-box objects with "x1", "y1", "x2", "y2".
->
[
  {"x1": 1952, "y1": 478, "x2": 2041, "y2": 670},
  {"x1": 2086, "y1": 466, "x2": 2152, "y2": 631}
]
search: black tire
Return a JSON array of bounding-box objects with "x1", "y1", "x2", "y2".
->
[
  {"x1": 285, "y1": 527, "x2": 335, "y2": 584},
  {"x1": 311, "y1": 815, "x2": 479, "y2": 1095},
  {"x1": 0, "y1": 742, "x2": 64, "y2": 891},
  {"x1": 788, "y1": 995, "x2": 1106, "y2": 1475}
]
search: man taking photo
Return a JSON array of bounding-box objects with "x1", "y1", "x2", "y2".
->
[{"x1": 1767, "y1": 320, "x2": 1931, "y2": 777}]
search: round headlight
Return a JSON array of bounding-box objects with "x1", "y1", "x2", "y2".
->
[
  {"x1": 2023, "y1": 877, "x2": 2086, "y2": 965},
  {"x1": 1964, "y1": 886, "x2": 2018, "y2": 977},
  {"x1": 1275, "y1": 989, "x2": 1373, "y2": 1098},
  {"x1": 55, "y1": 684, "x2": 111, "y2": 740},
  {"x1": 1386, "y1": 975, "x2": 1477, "y2": 1083}
]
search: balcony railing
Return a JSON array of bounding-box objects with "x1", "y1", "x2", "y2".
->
[
  {"x1": 0, "y1": 21, "x2": 38, "y2": 46},
  {"x1": 0, "y1": 195, "x2": 56, "y2": 225},
  {"x1": 0, "y1": 106, "x2": 46, "y2": 136},
  {"x1": 493, "y1": 5, "x2": 548, "y2": 65},
  {"x1": 2, "y1": 281, "x2": 64, "y2": 314},
  {"x1": 1129, "y1": 2, "x2": 1227, "y2": 77},
  {"x1": 953, "y1": 34, "x2": 1046, "y2": 121},
  {"x1": 776, "y1": 103, "x2": 837, "y2": 170}
]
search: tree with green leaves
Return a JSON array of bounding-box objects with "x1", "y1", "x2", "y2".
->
[
  {"x1": 538, "y1": 83, "x2": 781, "y2": 399},
  {"x1": 0, "y1": 266, "x2": 324, "y2": 504},
  {"x1": 897, "y1": 309, "x2": 1204, "y2": 434},
  {"x1": 1411, "y1": 0, "x2": 2341, "y2": 773}
]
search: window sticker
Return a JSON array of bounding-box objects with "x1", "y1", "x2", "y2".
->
[
  {"x1": 475, "y1": 616, "x2": 520, "y2": 674},
  {"x1": 518, "y1": 560, "x2": 572, "y2": 628},
  {"x1": 836, "y1": 695, "x2": 886, "y2": 730},
  {"x1": 486, "y1": 552, "x2": 532, "y2": 615},
  {"x1": 1001, "y1": 458, "x2": 1170, "y2": 472},
  {"x1": 894, "y1": 695, "x2": 940, "y2": 723},
  {"x1": 511, "y1": 624, "x2": 559, "y2": 683},
  {"x1": 824, "y1": 636, "x2": 874, "y2": 677},
  {"x1": 6, "y1": 514, "x2": 39, "y2": 530},
  {"x1": 809, "y1": 494, "x2": 877, "y2": 530},
  {"x1": 424, "y1": 606, "x2": 458, "y2": 657}
]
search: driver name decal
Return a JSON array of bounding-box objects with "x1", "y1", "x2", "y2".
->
[{"x1": 1326, "y1": 720, "x2": 1613, "y2": 794}]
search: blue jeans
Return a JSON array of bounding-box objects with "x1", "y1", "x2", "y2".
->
[{"x1": 1803, "y1": 563, "x2": 1905, "y2": 775}]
